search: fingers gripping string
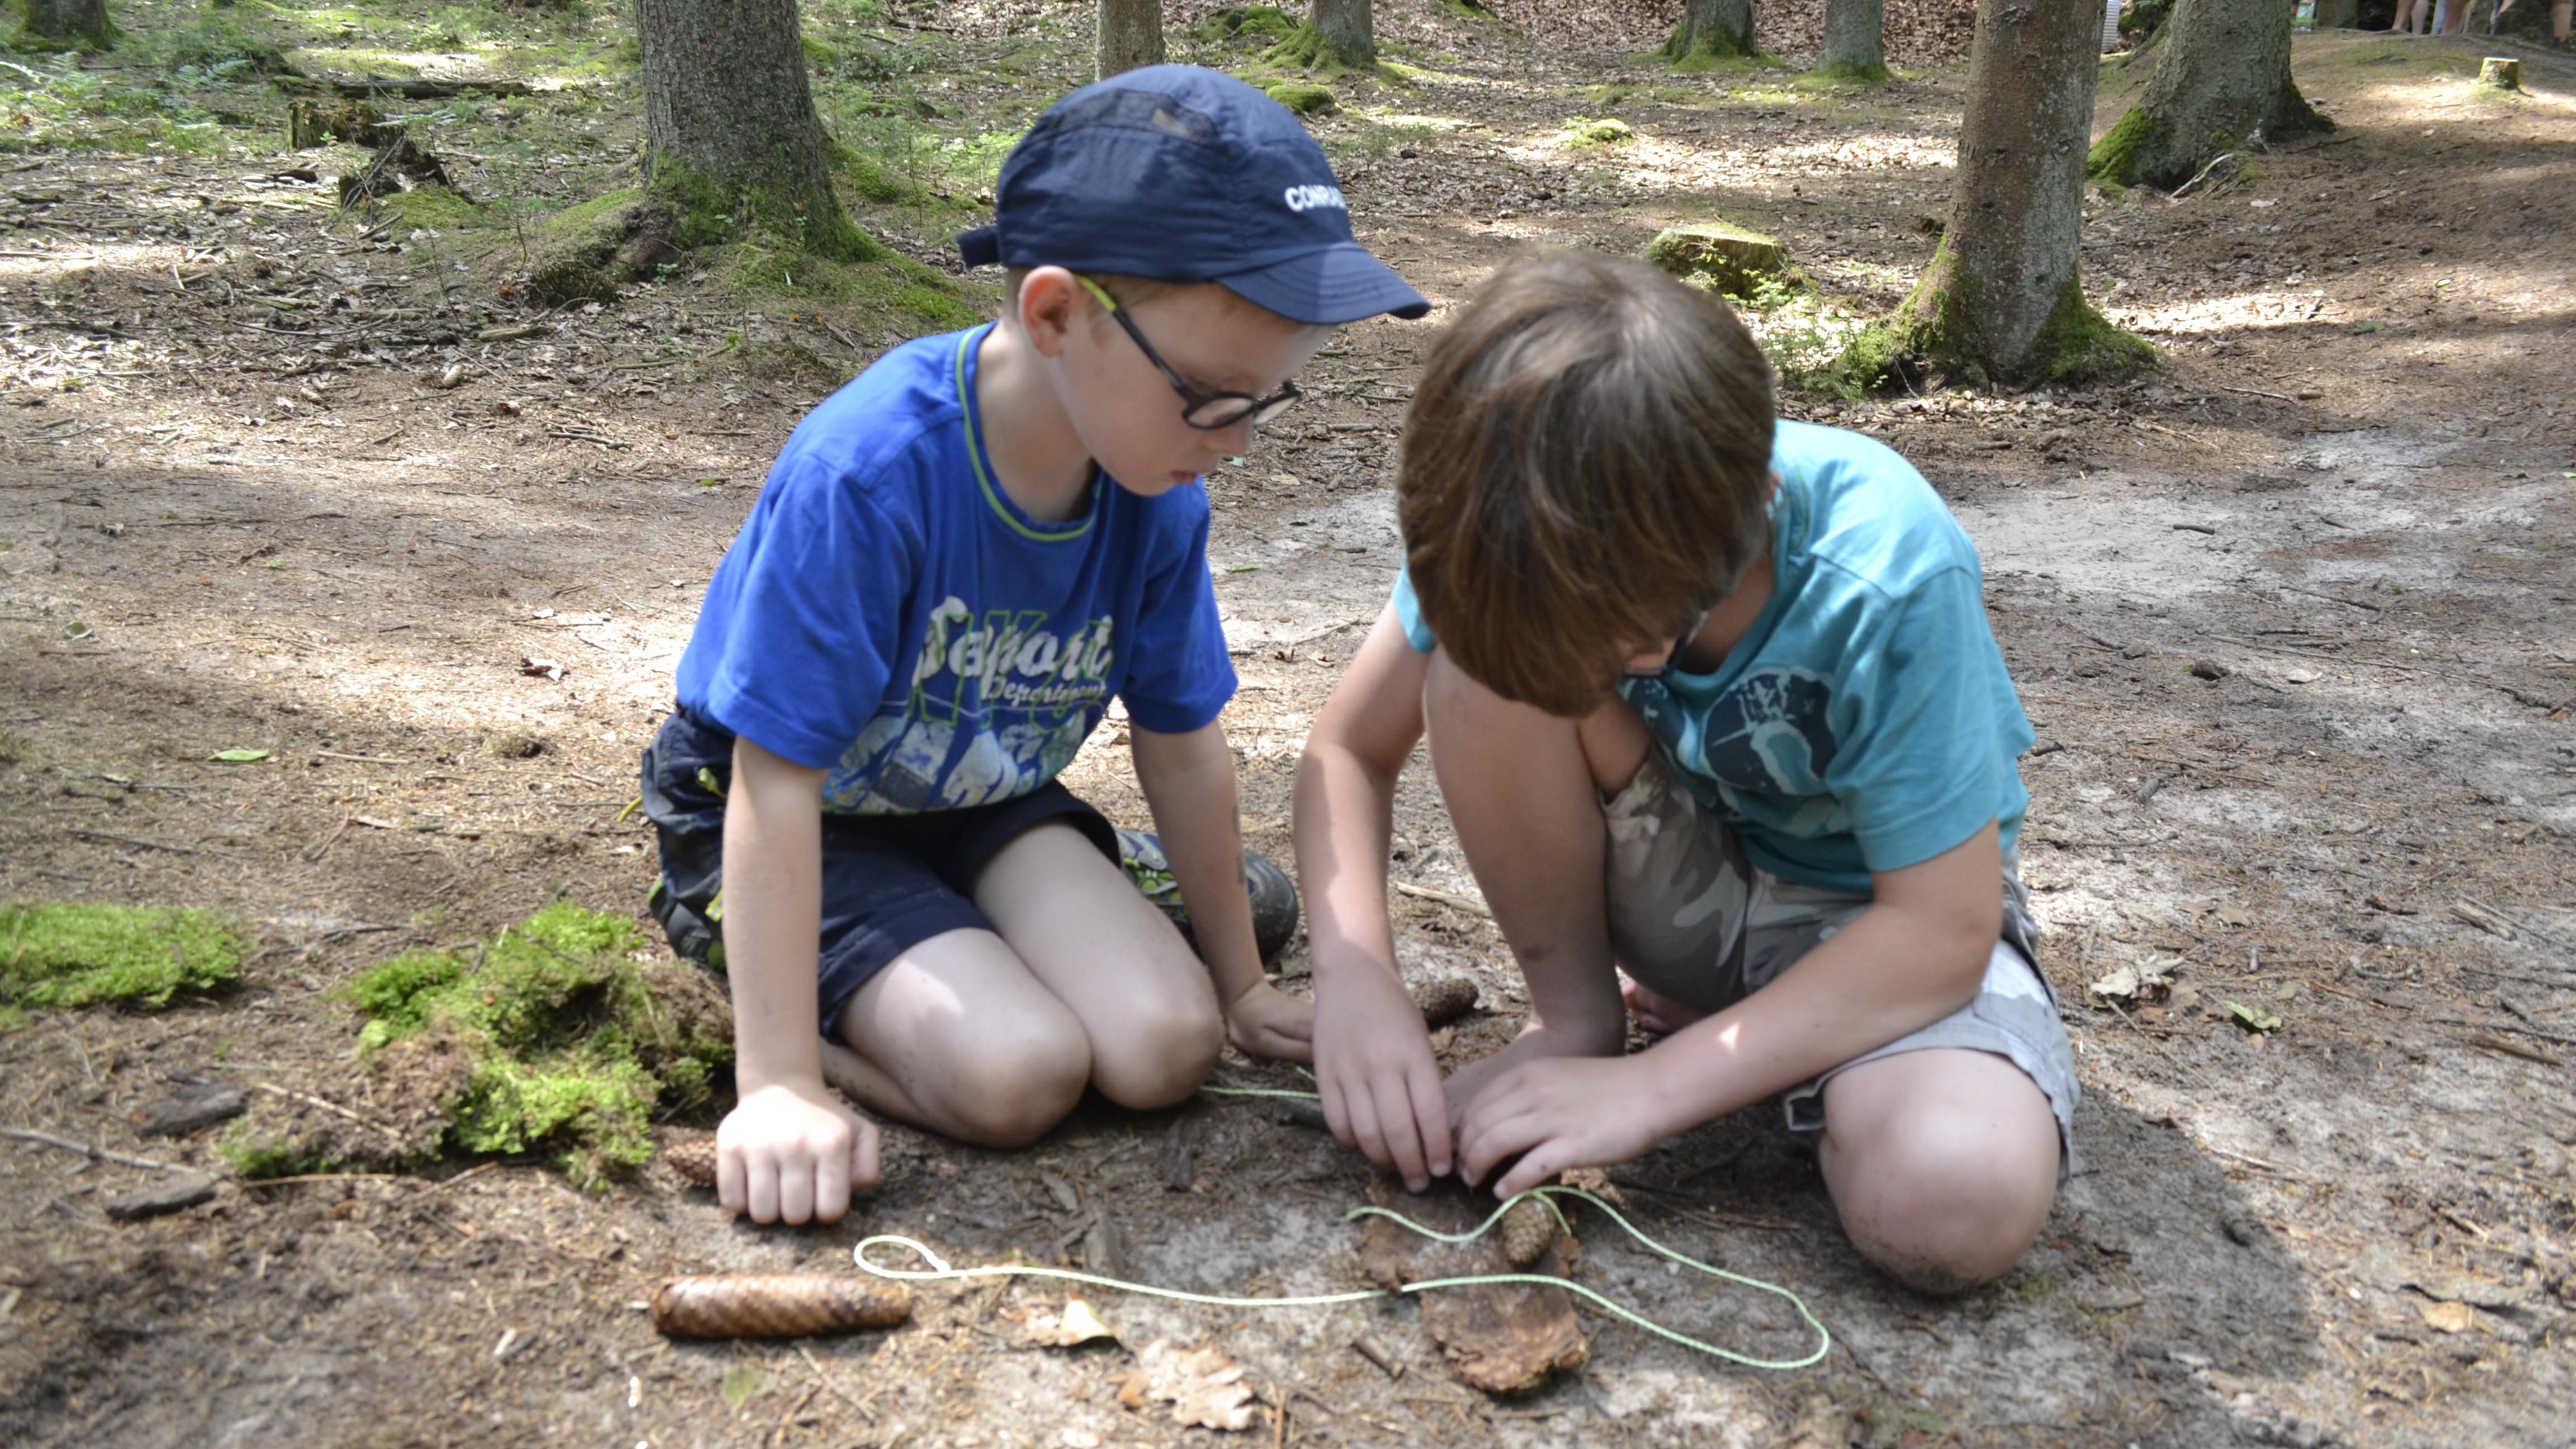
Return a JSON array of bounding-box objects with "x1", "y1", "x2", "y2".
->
[{"x1": 854, "y1": 1185, "x2": 1830, "y2": 1372}]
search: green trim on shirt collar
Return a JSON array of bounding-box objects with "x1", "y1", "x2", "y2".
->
[{"x1": 955, "y1": 325, "x2": 1097, "y2": 545}]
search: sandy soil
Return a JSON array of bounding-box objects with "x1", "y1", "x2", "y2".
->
[{"x1": 3, "y1": 5, "x2": 2573, "y2": 1447}]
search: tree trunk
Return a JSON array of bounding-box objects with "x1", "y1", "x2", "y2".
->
[
  {"x1": 1273, "y1": 0, "x2": 1372, "y2": 70},
  {"x1": 1893, "y1": 0, "x2": 2148, "y2": 387},
  {"x1": 2088, "y1": 0, "x2": 2328, "y2": 191},
  {"x1": 634, "y1": 0, "x2": 859, "y2": 258},
  {"x1": 1664, "y1": 0, "x2": 1754, "y2": 61},
  {"x1": 1097, "y1": 0, "x2": 1164, "y2": 79},
  {"x1": 1819, "y1": 0, "x2": 1889, "y2": 77},
  {"x1": 20, "y1": 0, "x2": 114, "y2": 44},
  {"x1": 1313, "y1": 0, "x2": 1373, "y2": 67},
  {"x1": 2317, "y1": 0, "x2": 2361, "y2": 26}
]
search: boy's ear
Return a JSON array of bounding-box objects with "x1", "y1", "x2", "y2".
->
[{"x1": 1017, "y1": 266, "x2": 1086, "y2": 361}]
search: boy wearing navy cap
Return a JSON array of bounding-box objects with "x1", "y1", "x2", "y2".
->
[{"x1": 640, "y1": 65, "x2": 1427, "y2": 1225}]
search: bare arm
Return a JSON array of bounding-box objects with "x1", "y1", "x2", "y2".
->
[
  {"x1": 1131, "y1": 717, "x2": 1312, "y2": 1060},
  {"x1": 1458, "y1": 820, "x2": 2005, "y2": 1195},
  {"x1": 1292, "y1": 606, "x2": 1454, "y2": 1188},
  {"x1": 716, "y1": 736, "x2": 880, "y2": 1224}
]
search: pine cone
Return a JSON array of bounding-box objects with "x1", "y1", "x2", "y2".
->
[
  {"x1": 649, "y1": 1275, "x2": 912, "y2": 1338},
  {"x1": 1414, "y1": 977, "x2": 1480, "y2": 1029},
  {"x1": 1496, "y1": 1196, "x2": 1557, "y2": 1270},
  {"x1": 661, "y1": 1135, "x2": 718, "y2": 1187}
]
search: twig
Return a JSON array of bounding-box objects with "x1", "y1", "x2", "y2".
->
[
  {"x1": 795, "y1": 1344, "x2": 875, "y2": 1422},
  {"x1": 239, "y1": 1172, "x2": 401, "y2": 1187},
  {"x1": 2468, "y1": 1034, "x2": 2565, "y2": 1067},
  {"x1": 2, "y1": 1126, "x2": 184, "y2": 1173},
  {"x1": 64, "y1": 828, "x2": 197, "y2": 855},
  {"x1": 254, "y1": 1082, "x2": 406, "y2": 1139},
  {"x1": 314, "y1": 750, "x2": 415, "y2": 765},
  {"x1": 2219, "y1": 385, "x2": 2294, "y2": 402},
  {"x1": 2438, "y1": 1016, "x2": 2576, "y2": 1049},
  {"x1": 1391, "y1": 880, "x2": 1491, "y2": 918}
]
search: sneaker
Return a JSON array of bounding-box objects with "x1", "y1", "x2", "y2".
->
[{"x1": 1114, "y1": 827, "x2": 1301, "y2": 965}]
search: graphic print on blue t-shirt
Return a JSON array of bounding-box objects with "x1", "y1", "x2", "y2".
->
[
  {"x1": 1389, "y1": 420, "x2": 2032, "y2": 893},
  {"x1": 673, "y1": 325, "x2": 1236, "y2": 816}
]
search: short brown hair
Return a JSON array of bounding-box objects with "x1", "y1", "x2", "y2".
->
[{"x1": 1398, "y1": 250, "x2": 1776, "y2": 716}]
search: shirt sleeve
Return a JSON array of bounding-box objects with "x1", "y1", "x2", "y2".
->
[
  {"x1": 1388, "y1": 568, "x2": 1436, "y2": 653},
  {"x1": 679, "y1": 462, "x2": 917, "y2": 771},
  {"x1": 1821, "y1": 566, "x2": 2013, "y2": 874},
  {"x1": 1116, "y1": 497, "x2": 1237, "y2": 733}
]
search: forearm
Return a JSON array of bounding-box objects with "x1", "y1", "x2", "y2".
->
[
  {"x1": 1290, "y1": 740, "x2": 1406, "y2": 994},
  {"x1": 1132, "y1": 721, "x2": 1265, "y2": 1002},
  {"x1": 1639, "y1": 900, "x2": 1992, "y2": 1138},
  {"x1": 721, "y1": 739, "x2": 829, "y2": 1093}
]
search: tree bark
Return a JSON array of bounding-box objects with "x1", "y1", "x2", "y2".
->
[
  {"x1": 1893, "y1": 0, "x2": 2147, "y2": 387},
  {"x1": 1097, "y1": 0, "x2": 1164, "y2": 79},
  {"x1": 2088, "y1": 0, "x2": 2328, "y2": 191},
  {"x1": 634, "y1": 0, "x2": 859, "y2": 258},
  {"x1": 20, "y1": 0, "x2": 113, "y2": 44},
  {"x1": 1311, "y1": 0, "x2": 1373, "y2": 67},
  {"x1": 1819, "y1": 0, "x2": 1888, "y2": 76},
  {"x1": 1664, "y1": 0, "x2": 1754, "y2": 61}
]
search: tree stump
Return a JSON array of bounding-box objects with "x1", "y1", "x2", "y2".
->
[{"x1": 2479, "y1": 56, "x2": 2523, "y2": 91}]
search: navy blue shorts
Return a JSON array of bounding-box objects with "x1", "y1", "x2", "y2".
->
[{"x1": 638, "y1": 707, "x2": 1120, "y2": 1035}]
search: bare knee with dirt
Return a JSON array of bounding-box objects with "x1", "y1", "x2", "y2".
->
[{"x1": 1818, "y1": 1048, "x2": 2062, "y2": 1295}]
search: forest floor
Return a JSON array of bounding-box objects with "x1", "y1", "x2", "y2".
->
[{"x1": 4, "y1": 2, "x2": 2575, "y2": 1446}]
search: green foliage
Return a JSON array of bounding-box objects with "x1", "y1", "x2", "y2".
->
[
  {"x1": 337, "y1": 902, "x2": 733, "y2": 1190},
  {"x1": 124, "y1": 13, "x2": 295, "y2": 76},
  {"x1": 1645, "y1": 219, "x2": 1793, "y2": 301},
  {"x1": 1561, "y1": 116, "x2": 1632, "y2": 146},
  {"x1": 217, "y1": 1122, "x2": 341, "y2": 1180},
  {"x1": 0, "y1": 902, "x2": 242, "y2": 1010}
]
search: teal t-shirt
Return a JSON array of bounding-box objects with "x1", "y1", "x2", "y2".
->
[{"x1": 1390, "y1": 420, "x2": 2031, "y2": 893}]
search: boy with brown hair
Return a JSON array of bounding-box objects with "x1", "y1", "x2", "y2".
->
[
  {"x1": 1294, "y1": 251, "x2": 2076, "y2": 1293},
  {"x1": 641, "y1": 67, "x2": 1425, "y2": 1225}
]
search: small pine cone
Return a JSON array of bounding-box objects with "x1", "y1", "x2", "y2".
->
[
  {"x1": 661, "y1": 1135, "x2": 717, "y2": 1187},
  {"x1": 1496, "y1": 1196, "x2": 1557, "y2": 1270},
  {"x1": 649, "y1": 1275, "x2": 913, "y2": 1339},
  {"x1": 1414, "y1": 977, "x2": 1480, "y2": 1029}
]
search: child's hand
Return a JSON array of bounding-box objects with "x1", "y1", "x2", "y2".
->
[
  {"x1": 1454, "y1": 1054, "x2": 1669, "y2": 1199},
  {"x1": 1224, "y1": 978, "x2": 1316, "y2": 1063},
  {"x1": 1313, "y1": 968, "x2": 1451, "y2": 1191},
  {"x1": 716, "y1": 1079, "x2": 881, "y2": 1225}
]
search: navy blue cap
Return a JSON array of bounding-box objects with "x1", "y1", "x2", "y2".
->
[{"x1": 957, "y1": 65, "x2": 1429, "y2": 326}]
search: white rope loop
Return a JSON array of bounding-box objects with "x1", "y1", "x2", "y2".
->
[{"x1": 853, "y1": 1185, "x2": 1829, "y2": 1371}]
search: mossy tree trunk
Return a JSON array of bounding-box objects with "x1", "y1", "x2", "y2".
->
[
  {"x1": 2088, "y1": 0, "x2": 2329, "y2": 190},
  {"x1": 634, "y1": 0, "x2": 863, "y2": 259},
  {"x1": 20, "y1": 0, "x2": 115, "y2": 45},
  {"x1": 1271, "y1": 0, "x2": 1372, "y2": 70},
  {"x1": 1097, "y1": 0, "x2": 1164, "y2": 78},
  {"x1": 1818, "y1": 0, "x2": 1888, "y2": 77},
  {"x1": 1665, "y1": 0, "x2": 1753, "y2": 60},
  {"x1": 1893, "y1": 0, "x2": 2148, "y2": 387}
]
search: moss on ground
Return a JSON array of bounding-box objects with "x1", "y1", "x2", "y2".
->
[
  {"x1": 1562, "y1": 116, "x2": 1632, "y2": 146},
  {"x1": 1, "y1": 902, "x2": 241, "y2": 1010},
  {"x1": 1259, "y1": 79, "x2": 1340, "y2": 116},
  {"x1": 222, "y1": 902, "x2": 732, "y2": 1190},
  {"x1": 1191, "y1": 5, "x2": 1301, "y2": 46},
  {"x1": 1803, "y1": 60, "x2": 1891, "y2": 86}
]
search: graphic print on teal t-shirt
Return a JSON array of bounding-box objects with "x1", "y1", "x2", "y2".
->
[
  {"x1": 674, "y1": 325, "x2": 1235, "y2": 815},
  {"x1": 1389, "y1": 420, "x2": 2031, "y2": 893}
]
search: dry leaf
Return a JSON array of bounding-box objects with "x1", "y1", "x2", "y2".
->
[
  {"x1": 1021, "y1": 1296, "x2": 1118, "y2": 1348},
  {"x1": 2420, "y1": 1299, "x2": 2475, "y2": 1334},
  {"x1": 2088, "y1": 960, "x2": 2172, "y2": 1006},
  {"x1": 517, "y1": 656, "x2": 568, "y2": 681},
  {"x1": 1131, "y1": 1339, "x2": 1258, "y2": 1432}
]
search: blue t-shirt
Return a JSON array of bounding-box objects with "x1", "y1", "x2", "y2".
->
[
  {"x1": 675, "y1": 324, "x2": 1236, "y2": 815},
  {"x1": 1391, "y1": 420, "x2": 2031, "y2": 893}
]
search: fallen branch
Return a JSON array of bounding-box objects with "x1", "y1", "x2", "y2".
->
[
  {"x1": 1392, "y1": 880, "x2": 1491, "y2": 918},
  {"x1": 2, "y1": 1126, "x2": 185, "y2": 1173}
]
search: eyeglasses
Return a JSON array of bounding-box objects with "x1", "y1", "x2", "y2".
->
[
  {"x1": 1623, "y1": 603, "x2": 1717, "y2": 680},
  {"x1": 1075, "y1": 275, "x2": 1303, "y2": 430}
]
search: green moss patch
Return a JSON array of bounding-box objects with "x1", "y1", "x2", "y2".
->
[
  {"x1": 1562, "y1": 116, "x2": 1633, "y2": 146},
  {"x1": 223, "y1": 903, "x2": 732, "y2": 1190},
  {"x1": 2085, "y1": 106, "x2": 2154, "y2": 188},
  {"x1": 1192, "y1": 5, "x2": 1301, "y2": 45},
  {"x1": 1256, "y1": 79, "x2": 1340, "y2": 116},
  {"x1": 1644, "y1": 220, "x2": 1793, "y2": 301},
  {"x1": 1, "y1": 902, "x2": 242, "y2": 1010}
]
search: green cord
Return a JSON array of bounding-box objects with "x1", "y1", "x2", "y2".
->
[{"x1": 852, "y1": 1095, "x2": 1832, "y2": 1372}]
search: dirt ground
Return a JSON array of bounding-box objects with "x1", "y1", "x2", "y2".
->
[{"x1": 4, "y1": 3, "x2": 2575, "y2": 1446}]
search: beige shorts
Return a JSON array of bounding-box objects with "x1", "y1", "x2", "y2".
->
[{"x1": 1602, "y1": 756, "x2": 2078, "y2": 1173}]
